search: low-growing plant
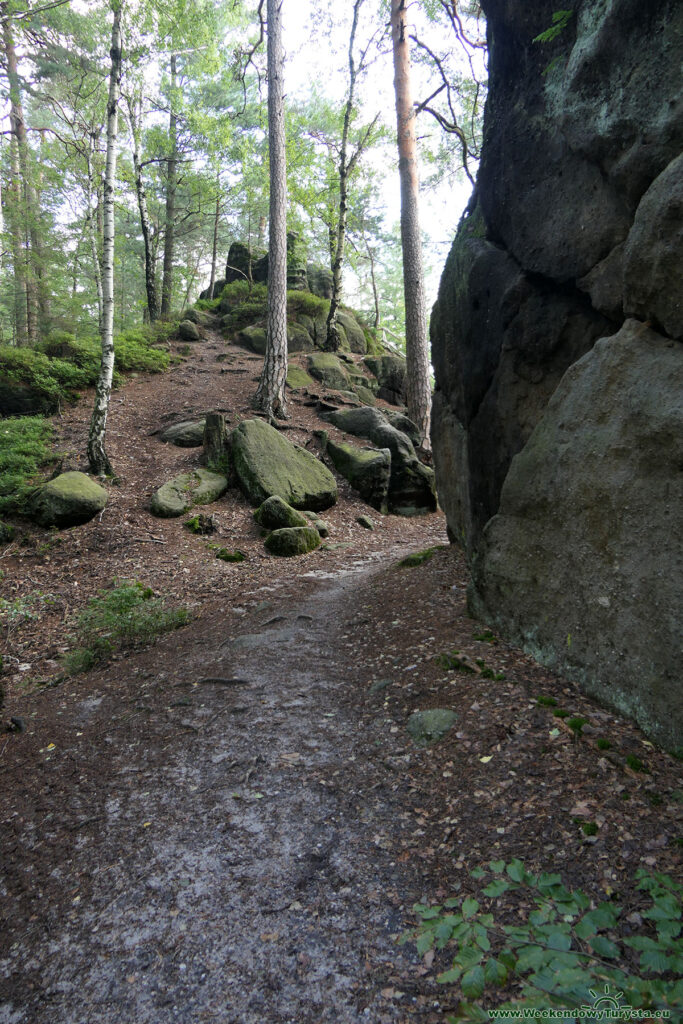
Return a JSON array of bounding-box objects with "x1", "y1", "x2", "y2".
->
[
  {"x1": 62, "y1": 580, "x2": 190, "y2": 674},
  {"x1": 0, "y1": 590, "x2": 56, "y2": 633},
  {"x1": 113, "y1": 328, "x2": 170, "y2": 374},
  {"x1": 218, "y1": 280, "x2": 267, "y2": 309},
  {"x1": 473, "y1": 629, "x2": 498, "y2": 644},
  {"x1": 0, "y1": 345, "x2": 92, "y2": 410},
  {"x1": 568, "y1": 716, "x2": 588, "y2": 735},
  {"x1": 286, "y1": 289, "x2": 329, "y2": 319},
  {"x1": 537, "y1": 695, "x2": 558, "y2": 708},
  {"x1": 406, "y1": 860, "x2": 682, "y2": 1019},
  {"x1": 596, "y1": 738, "x2": 612, "y2": 751},
  {"x1": 0, "y1": 416, "x2": 55, "y2": 515},
  {"x1": 626, "y1": 754, "x2": 646, "y2": 773},
  {"x1": 553, "y1": 709, "x2": 570, "y2": 719},
  {"x1": 214, "y1": 547, "x2": 245, "y2": 563},
  {"x1": 436, "y1": 650, "x2": 477, "y2": 674},
  {"x1": 398, "y1": 546, "x2": 439, "y2": 568}
]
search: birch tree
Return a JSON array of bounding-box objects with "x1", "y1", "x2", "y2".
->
[
  {"x1": 254, "y1": 0, "x2": 288, "y2": 420},
  {"x1": 87, "y1": 0, "x2": 122, "y2": 477},
  {"x1": 390, "y1": 0, "x2": 431, "y2": 446}
]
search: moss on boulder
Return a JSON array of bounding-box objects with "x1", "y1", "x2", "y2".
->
[
  {"x1": 326, "y1": 439, "x2": 391, "y2": 512},
  {"x1": 264, "y1": 526, "x2": 321, "y2": 557},
  {"x1": 160, "y1": 419, "x2": 206, "y2": 447},
  {"x1": 178, "y1": 319, "x2": 201, "y2": 341},
  {"x1": 232, "y1": 418, "x2": 337, "y2": 511},
  {"x1": 254, "y1": 495, "x2": 309, "y2": 530},
  {"x1": 30, "y1": 471, "x2": 108, "y2": 528},
  {"x1": 150, "y1": 469, "x2": 227, "y2": 518},
  {"x1": 307, "y1": 352, "x2": 350, "y2": 390},
  {"x1": 286, "y1": 365, "x2": 316, "y2": 390}
]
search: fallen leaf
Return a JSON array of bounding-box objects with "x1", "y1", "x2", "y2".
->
[{"x1": 480, "y1": 755, "x2": 493, "y2": 763}]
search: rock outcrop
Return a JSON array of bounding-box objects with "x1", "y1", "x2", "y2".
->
[
  {"x1": 430, "y1": 0, "x2": 683, "y2": 748},
  {"x1": 150, "y1": 469, "x2": 228, "y2": 518},
  {"x1": 231, "y1": 418, "x2": 338, "y2": 512}
]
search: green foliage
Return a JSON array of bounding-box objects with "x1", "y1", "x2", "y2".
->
[
  {"x1": 0, "y1": 416, "x2": 55, "y2": 514},
  {"x1": 597, "y1": 738, "x2": 612, "y2": 751},
  {"x1": 473, "y1": 629, "x2": 498, "y2": 644},
  {"x1": 436, "y1": 650, "x2": 477, "y2": 674},
  {"x1": 407, "y1": 860, "x2": 682, "y2": 1018},
  {"x1": 0, "y1": 590, "x2": 56, "y2": 630},
  {"x1": 0, "y1": 345, "x2": 92, "y2": 408},
  {"x1": 113, "y1": 328, "x2": 170, "y2": 374},
  {"x1": 222, "y1": 301, "x2": 266, "y2": 332},
  {"x1": 287, "y1": 290, "x2": 329, "y2": 320},
  {"x1": 39, "y1": 331, "x2": 101, "y2": 381},
  {"x1": 62, "y1": 580, "x2": 190, "y2": 675},
  {"x1": 537, "y1": 695, "x2": 558, "y2": 707},
  {"x1": 568, "y1": 716, "x2": 588, "y2": 735},
  {"x1": 218, "y1": 280, "x2": 267, "y2": 309},
  {"x1": 627, "y1": 755, "x2": 646, "y2": 773},
  {"x1": 533, "y1": 9, "x2": 574, "y2": 44}
]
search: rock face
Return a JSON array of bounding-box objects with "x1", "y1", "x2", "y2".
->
[
  {"x1": 31, "y1": 472, "x2": 108, "y2": 528},
  {"x1": 231, "y1": 418, "x2": 338, "y2": 512},
  {"x1": 363, "y1": 355, "x2": 407, "y2": 405},
  {"x1": 431, "y1": 0, "x2": 683, "y2": 747},
  {"x1": 326, "y1": 439, "x2": 391, "y2": 513}
]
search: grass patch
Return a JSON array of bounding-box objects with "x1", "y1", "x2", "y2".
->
[
  {"x1": 581, "y1": 820, "x2": 599, "y2": 836},
  {"x1": 626, "y1": 754, "x2": 647, "y2": 773},
  {"x1": 596, "y1": 737, "x2": 612, "y2": 750},
  {"x1": 62, "y1": 580, "x2": 190, "y2": 675},
  {"x1": 286, "y1": 289, "x2": 329, "y2": 319},
  {"x1": 214, "y1": 548, "x2": 246, "y2": 563},
  {"x1": 553, "y1": 708, "x2": 570, "y2": 719},
  {"x1": 218, "y1": 280, "x2": 268, "y2": 310},
  {"x1": 473, "y1": 629, "x2": 498, "y2": 644},
  {"x1": 0, "y1": 416, "x2": 55, "y2": 515},
  {"x1": 568, "y1": 716, "x2": 588, "y2": 735},
  {"x1": 537, "y1": 694, "x2": 558, "y2": 707}
]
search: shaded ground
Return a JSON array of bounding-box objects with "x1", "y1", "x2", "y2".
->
[{"x1": 1, "y1": 326, "x2": 681, "y2": 1022}]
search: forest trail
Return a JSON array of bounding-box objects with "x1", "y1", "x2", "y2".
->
[{"x1": 1, "y1": 327, "x2": 680, "y2": 1022}]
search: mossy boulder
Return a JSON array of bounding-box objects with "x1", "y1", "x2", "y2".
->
[
  {"x1": 286, "y1": 365, "x2": 316, "y2": 390},
  {"x1": 326, "y1": 439, "x2": 391, "y2": 512},
  {"x1": 254, "y1": 495, "x2": 309, "y2": 530},
  {"x1": 150, "y1": 469, "x2": 228, "y2": 518},
  {"x1": 363, "y1": 354, "x2": 407, "y2": 405},
  {"x1": 287, "y1": 322, "x2": 315, "y2": 353},
  {"x1": 235, "y1": 325, "x2": 267, "y2": 354},
  {"x1": 407, "y1": 708, "x2": 457, "y2": 747},
  {"x1": 307, "y1": 352, "x2": 350, "y2": 390},
  {"x1": 178, "y1": 319, "x2": 201, "y2": 342},
  {"x1": 30, "y1": 471, "x2": 108, "y2": 529},
  {"x1": 336, "y1": 311, "x2": 367, "y2": 354},
  {"x1": 264, "y1": 526, "x2": 321, "y2": 557},
  {"x1": 183, "y1": 308, "x2": 213, "y2": 326},
  {"x1": 353, "y1": 384, "x2": 376, "y2": 406},
  {"x1": 160, "y1": 419, "x2": 206, "y2": 447},
  {"x1": 232, "y1": 418, "x2": 338, "y2": 511}
]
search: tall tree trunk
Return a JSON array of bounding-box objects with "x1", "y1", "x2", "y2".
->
[
  {"x1": 85, "y1": 131, "x2": 104, "y2": 334},
  {"x1": 2, "y1": 5, "x2": 50, "y2": 337},
  {"x1": 209, "y1": 177, "x2": 220, "y2": 295},
  {"x1": 160, "y1": 53, "x2": 177, "y2": 317},
  {"x1": 255, "y1": 0, "x2": 288, "y2": 420},
  {"x1": 6, "y1": 133, "x2": 30, "y2": 346},
  {"x1": 391, "y1": 0, "x2": 431, "y2": 446},
  {"x1": 126, "y1": 95, "x2": 159, "y2": 321},
  {"x1": 87, "y1": 2, "x2": 122, "y2": 477},
  {"x1": 325, "y1": 0, "x2": 363, "y2": 352}
]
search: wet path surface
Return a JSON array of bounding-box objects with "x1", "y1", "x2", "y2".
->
[{"x1": 1, "y1": 563, "x2": 446, "y2": 1024}]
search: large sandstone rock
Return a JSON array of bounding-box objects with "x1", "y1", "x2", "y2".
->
[
  {"x1": 326, "y1": 407, "x2": 436, "y2": 515},
  {"x1": 264, "y1": 526, "x2": 321, "y2": 557},
  {"x1": 470, "y1": 322, "x2": 683, "y2": 750},
  {"x1": 160, "y1": 420, "x2": 206, "y2": 447},
  {"x1": 178, "y1": 319, "x2": 201, "y2": 342},
  {"x1": 307, "y1": 353, "x2": 350, "y2": 390},
  {"x1": 150, "y1": 469, "x2": 228, "y2": 518},
  {"x1": 363, "y1": 355, "x2": 407, "y2": 405},
  {"x1": 254, "y1": 495, "x2": 309, "y2": 530},
  {"x1": 326, "y1": 439, "x2": 391, "y2": 513},
  {"x1": 30, "y1": 472, "x2": 107, "y2": 528},
  {"x1": 232, "y1": 418, "x2": 338, "y2": 511},
  {"x1": 431, "y1": 0, "x2": 683, "y2": 747}
]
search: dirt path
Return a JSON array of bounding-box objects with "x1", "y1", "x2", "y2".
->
[{"x1": 1, "y1": 326, "x2": 680, "y2": 1022}]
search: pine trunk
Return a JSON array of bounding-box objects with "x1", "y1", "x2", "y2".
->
[
  {"x1": 390, "y1": 0, "x2": 431, "y2": 446},
  {"x1": 160, "y1": 54, "x2": 177, "y2": 318},
  {"x1": 209, "y1": 183, "x2": 220, "y2": 295},
  {"x1": 7, "y1": 133, "x2": 30, "y2": 346},
  {"x1": 87, "y1": 3, "x2": 122, "y2": 477},
  {"x1": 127, "y1": 97, "x2": 159, "y2": 322},
  {"x1": 255, "y1": 0, "x2": 288, "y2": 420}
]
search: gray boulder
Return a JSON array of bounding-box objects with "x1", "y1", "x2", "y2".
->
[
  {"x1": 254, "y1": 495, "x2": 309, "y2": 530},
  {"x1": 235, "y1": 325, "x2": 267, "y2": 354},
  {"x1": 326, "y1": 407, "x2": 436, "y2": 514},
  {"x1": 160, "y1": 419, "x2": 206, "y2": 447},
  {"x1": 363, "y1": 354, "x2": 407, "y2": 405},
  {"x1": 306, "y1": 264, "x2": 333, "y2": 299},
  {"x1": 30, "y1": 471, "x2": 107, "y2": 529},
  {"x1": 307, "y1": 353, "x2": 350, "y2": 390},
  {"x1": 178, "y1": 319, "x2": 201, "y2": 341},
  {"x1": 407, "y1": 709, "x2": 457, "y2": 747},
  {"x1": 264, "y1": 526, "x2": 321, "y2": 557},
  {"x1": 150, "y1": 469, "x2": 228, "y2": 518},
  {"x1": 183, "y1": 308, "x2": 213, "y2": 326},
  {"x1": 326, "y1": 439, "x2": 391, "y2": 513},
  {"x1": 232, "y1": 418, "x2": 338, "y2": 511},
  {"x1": 470, "y1": 321, "x2": 683, "y2": 751}
]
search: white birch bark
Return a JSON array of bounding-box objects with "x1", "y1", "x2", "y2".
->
[
  {"x1": 255, "y1": 0, "x2": 288, "y2": 420},
  {"x1": 87, "y1": 2, "x2": 122, "y2": 477},
  {"x1": 391, "y1": 0, "x2": 431, "y2": 446}
]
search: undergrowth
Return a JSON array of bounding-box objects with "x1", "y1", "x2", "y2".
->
[
  {"x1": 0, "y1": 416, "x2": 55, "y2": 515},
  {"x1": 62, "y1": 580, "x2": 190, "y2": 674},
  {"x1": 406, "y1": 859, "x2": 682, "y2": 1021}
]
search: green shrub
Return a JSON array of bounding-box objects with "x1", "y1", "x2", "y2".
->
[
  {"x1": 113, "y1": 328, "x2": 170, "y2": 374},
  {"x1": 218, "y1": 280, "x2": 267, "y2": 309},
  {"x1": 287, "y1": 290, "x2": 329, "y2": 319},
  {"x1": 222, "y1": 301, "x2": 267, "y2": 332},
  {"x1": 407, "y1": 860, "x2": 682, "y2": 1019},
  {"x1": 0, "y1": 345, "x2": 91, "y2": 409},
  {"x1": 62, "y1": 580, "x2": 190, "y2": 674},
  {"x1": 0, "y1": 416, "x2": 55, "y2": 514},
  {"x1": 39, "y1": 331, "x2": 101, "y2": 382}
]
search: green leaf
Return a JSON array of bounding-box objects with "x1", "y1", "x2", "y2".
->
[
  {"x1": 488, "y1": 859, "x2": 506, "y2": 873},
  {"x1": 590, "y1": 935, "x2": 620, "y2": 959},
  {"x1": 470, "y1": 866, "x2": 486, "y2": 880},
  {"x1": 515, "y1": 944, "x2": 550, "y2": 972},
  {"x1": 484, "y1": 957, "x2": 508, "y2": 986},
  {"x1": 416, "y1": 932, "x2": 434, "y2": 955},
  {"x1": 544, "y1": 928, "x2": 573, "y2": 952},
  {"x1": 474, "y1": 924, "x2": 491, "y2": 952},
  {"x1": 506, "y1": 859, "x2": 526, "y2": 883},
  {"x1": 462, "y1": 897, "x2": 480, "y2": 919},
  {"x1": 461, "y1": 964, "x2": 485, "y2": 1000},
  {"x1": 639, "y1": 949, "x2": 672, "y2": 974},
  {"x1": 538, "y1": 872, "x2": 563, "y2": 890},
  {"x1": 437, "y1": 965, "x2": 462, "y2": 984},
  {"x1": 483, "y1": 879, "x2": 511, "y2": 898}
]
